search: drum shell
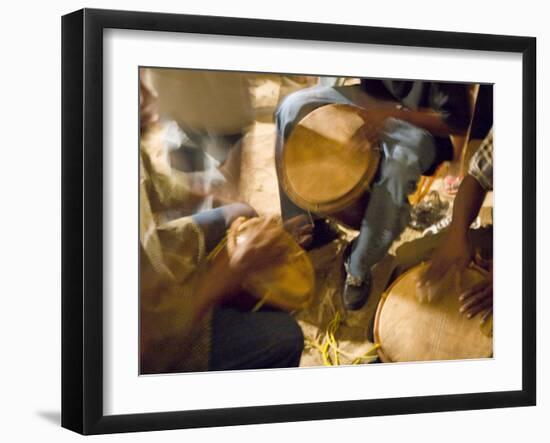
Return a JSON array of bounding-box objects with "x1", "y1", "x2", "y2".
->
[
  {"x1": 277, "y1": 104, "x2": 380, "y2": 228},
  {"x1": 374, "y1": 263, "x2": 493, "y2": 363}
]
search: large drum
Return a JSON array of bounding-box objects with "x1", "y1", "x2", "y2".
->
[
  {"x1": 226, "y1": 217, "x2": 315, "y2": 312},
  {"x1": 277, "y1": 104, "x2": 381, "y2": 229},
  {"x1": 374, "y1": 263, "x2": 493, "y2": 362}
]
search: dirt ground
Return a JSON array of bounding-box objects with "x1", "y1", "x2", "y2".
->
[{"x1": 236, "y1": 75, "x2": 493, "y2": 367}]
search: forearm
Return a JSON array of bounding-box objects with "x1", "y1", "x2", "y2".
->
[
  {"x1": 448, "y1": 174, "x2": 487, "y2": 238},
  {"x1": 362, "y1": 108, "x2": 466, "y2": 137}
]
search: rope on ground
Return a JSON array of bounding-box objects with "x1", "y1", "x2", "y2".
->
[{"x1": 304, "y1": 311, "x2": 380, "y2": 366}]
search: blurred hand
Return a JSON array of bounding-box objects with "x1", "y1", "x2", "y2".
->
[
  {"x1": 419, "y1": 230, "x2": 472, "y2": 289},
  {"x1": 459, "y1": 257, "x2": 493, "y2": 323},
  {"x1": 227, "y1": 217, "x2": 289, "y2": 275},
  {"x1": 283, "y1": 215, "x2": 314, "y2": 248}
]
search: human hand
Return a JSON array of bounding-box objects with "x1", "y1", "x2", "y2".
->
[
  {"x1": 227, "y1": 216, "x2": 289, "y2": 275},
  {"x1": 459, "y1": 257, "x2": 493, "y2": 323},
  {"x1": 419, "y1": 230, "x2": 472, "y2": 290},
  {"x1": 283, "y1": 215, "x2": 314, "y2": 249}
]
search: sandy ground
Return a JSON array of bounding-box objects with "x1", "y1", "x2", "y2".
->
[{"x1": 236, "y1": 75, "x2": 493, "y2": 367}]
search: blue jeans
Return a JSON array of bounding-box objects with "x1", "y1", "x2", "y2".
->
[
  {"x1": 275, "y1": 86, "x2": 436, "y2": 280},
  {"x1": 192, "y1": 205, "x2": 304, "y2": 369}
]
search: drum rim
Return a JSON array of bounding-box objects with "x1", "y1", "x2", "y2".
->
[
  {"x1": 373, "y1": 262, "x2": 489, "y2": 363},
  {"x1": 276, "y1": 104, "x2": 381, "y2": 214}
]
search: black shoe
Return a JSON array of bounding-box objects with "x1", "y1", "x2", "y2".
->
[{"x1": 342, "y1": 244, "x2": 372, "y2": 311}]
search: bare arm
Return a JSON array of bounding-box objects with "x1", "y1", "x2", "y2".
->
[
  {"x1": 447, "y1": 174, "x2": 487, "y2": 240},
  {"x1": 360, "y1": 108, "x2": 468, "y2": 137},
  {"x1": 420, "y1": 174, "x2": 487, "y2": 285}
]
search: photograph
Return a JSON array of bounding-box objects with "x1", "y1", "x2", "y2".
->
[
  {"x1": 138, "y1": 67, "x2": 494, "y2": 375},
  {"x1": 1, "y1": 0, "x2": 545, "y2": 439}
]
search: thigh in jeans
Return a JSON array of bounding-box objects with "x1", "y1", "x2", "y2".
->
[
  {"x1": 348, "y1": 119, "x2": 437, "y2": 276},
  {"x1": 275, "y1": 86, "x2": 357, "y2": 220}
]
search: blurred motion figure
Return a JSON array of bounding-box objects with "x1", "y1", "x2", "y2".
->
[{"x1": 139, "y1": 70, "x2": 305, "y2": 373}]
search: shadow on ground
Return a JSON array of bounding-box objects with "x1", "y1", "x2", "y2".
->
[{"x1": 36, "y1": 410, "x2": 61, "y2": 426}]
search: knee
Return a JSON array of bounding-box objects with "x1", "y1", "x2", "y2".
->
[
  {"x1": 233, "y1": 202, "x2": 258, "y2": 219},
  {"x1": 378, "y1": 159, "x2": 421, "y2": 205},
  {"x1": 275, "y1": 88, "x2": 319, "y2": 137},
  {"x1": 279, "y1": 315, "x2": 304, "y2": 361},
  {"x1": 276, "y1": 91, "x2": 303, "y2": 129},
  {"x1": 276, "y1": 88, "x2": 309, "y2": 117},
  {"x1": 381, "y1": 119, "x2": 437, "y2": 174},
  {"x1": 222, "y1": 202, "x2": 258, "y2": 226}
]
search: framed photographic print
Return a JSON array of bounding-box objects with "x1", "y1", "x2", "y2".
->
[{"x1": 61, "y1": 8, "x2": 536, "y2": 435}]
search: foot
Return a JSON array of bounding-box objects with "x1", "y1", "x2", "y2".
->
[
  {"x1": 342, "y1": 244, "x2": 372, "y2": 311},
  {"x1": 283, "y1": 215, "x2": 314, "y2": 249}
]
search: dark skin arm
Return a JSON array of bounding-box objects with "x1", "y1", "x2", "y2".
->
[
  {"x1": 419, "y1": 175, "x2": 492, "y2": 322},
  {"x1": 359, "y1": 108, "x2": 468, "y2": 138},
  {"x1": 446, "y1": 174, "x2": 487, "y2": 239},
  {"x1": 421, "y1": 174, "x2": 487, "y2": 283},
  {"x1": 459, "y1": 256, "x2": 493, "y2": 322}
]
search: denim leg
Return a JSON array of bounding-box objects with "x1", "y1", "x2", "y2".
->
[
  {"x1": 348, "y1": 118, "x2": 437, "y2": 279},
  {"x1": 275, "y1": 86, "x2": 356, "y2": 220},
  {"x1": 191, "y1": 203, "x2": 256, "y2": 253},
  {"x1": 209, "y1": 307, "x2": 304, "y2": 370},
  {"x1": 191, "y1": 207, "x2": 226, "y2": 253}
]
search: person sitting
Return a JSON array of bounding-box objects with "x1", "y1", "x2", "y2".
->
[
  {"x1": 139, "y1": 75, "x2": 311, "y2": 373},
  {"x1": 274, "y1": 79, "x2": 470, "y2": 310}
]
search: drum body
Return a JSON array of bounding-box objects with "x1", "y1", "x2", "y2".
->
[
  {"x1": 277, "y1": 104, "x2": 380, "y2": 229},
  {"x1": 227, "y1": 218, "x2": 315, "y2": 312},
  {"x1": 374, "y1": 263, "x2": 493, "y2": 362}
]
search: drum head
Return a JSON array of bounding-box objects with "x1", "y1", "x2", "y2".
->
[
  {"x1": 279, "y1": 104, "x2": 380, "y2": 214},
  {"x1": 227, "y1": 218, "x2": 315, "y2": 311},
  {"x1": 374, "y1": 263, "x2": 493, "y2": 362}
]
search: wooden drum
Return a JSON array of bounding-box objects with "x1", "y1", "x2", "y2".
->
[
  {"x1": 277, "y1": 104, "x2": 381, "y2": 229},
  {"x1": 374, "y1": 263, "x2": 493, "y2": 362},
  {"x1": 226, "y1": 218, "x2": 315, "y2": 312}
]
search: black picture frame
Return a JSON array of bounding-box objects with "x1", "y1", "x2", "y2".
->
[{"x1": 61, "y1": 8, "x2": 537, "y2": 435}]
